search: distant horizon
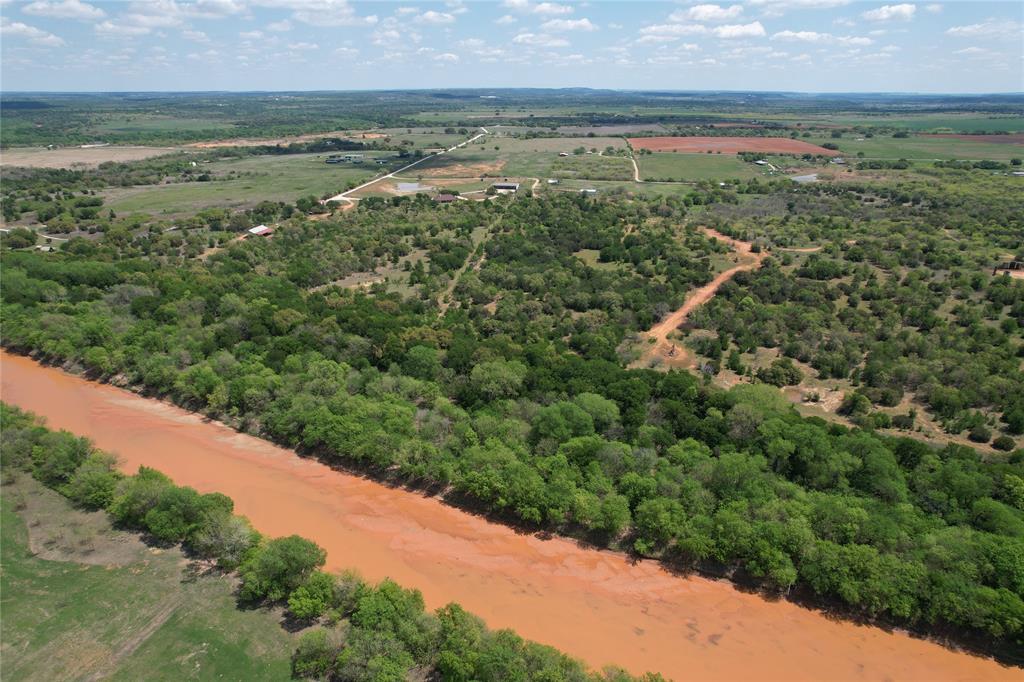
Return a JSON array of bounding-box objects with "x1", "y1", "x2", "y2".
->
[
  {"x1": 3, "y1": 87, "x2": 1024, "y2": 97},
  {"x1": 2, "y1": 1, "x2": 1021, "y2": 93}
]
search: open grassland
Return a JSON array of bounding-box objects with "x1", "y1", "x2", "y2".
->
[
  {"x1": 637, "y1": 152, "x2": 764, "y2": 181},
  {"x1": 0, "y1": 146, "x2": 180, "y2": 169},
  {"x1": 0, "y1": 473, "x2": 294, "y2": 682},
  {"x1": 415, "y1": 136, "x2": 629, "y2": 179},
  {"x1": 90, "y1": 116, "x2": 237, "y2": 136},
  {"x1": 825, "y1": 114, "x2": 1024, "y2": 133},
  {"x1": 805, "y1": 134, "x2": 1024, "y2": 161},
  {"x1": 629, "y1": 137, "x2": 838, "y2": 155},
  {"x1": 104, "y1": 153, "x2": 379, "y2": 216}
]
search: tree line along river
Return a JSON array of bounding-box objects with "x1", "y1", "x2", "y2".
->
[{"x1": 0, "y1": 350, "x2": 1016, "y2": 681}]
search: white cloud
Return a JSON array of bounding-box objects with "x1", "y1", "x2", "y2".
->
[
  {"x1": 333, "y1": 46, "x2": 358, "y2": 57},
  {"x1": 188, "y1": 0, "x2": 246, "y2": 18},
  {"x1": 639, "y1": 23, "x2": 708, "y2": 37},
  {"x1": 861, "y1": 4, "x2": 916, "y2": 22},
  {"x1": 1, "y1": 17, "x2": 65, "y2": 45},
  {"x1": 266, "y1": 19, "x2": 292, "y2": 31},
  {"x1": 670, "y1": 4, "x2": 743, "y2": 23},
  {"x1": 637, "y1": 34, "x2": 681, "y2": 44},
  {"x1": 954, "y1": 46, "x2": 986, "y2": 56},
  {"x1": 772, "y1": 29, "x2": 828, "y2": 42},
  {"x1": 22, "y1": 0, "x2": 104, "y2": 20},
  {"x1": 541, "y1": 18, "x2": 597, "y2": 32},
  {"x1": 925, "y1": 3, "x2": 942, "y2": 12},
  {"x1": 240, "y1": 29, "x2": 263, "y2": 39},
  {"x1": 773, "y1": 30, "x2": 872, "y2": 46},
  {"x1": 713, "y1": 21, "x2": 766, "y2": 38},
  {"x1": 395, "y1": 6, "x2": 418, "y2": 15},
  {"x1": 512, "y1": 32, "x2": 569, "y2": 47},
  {"x1": 416, "y1": 10, "x2": 455, "y2": 24},
  {"x1": 288, "y1": 41, "x2": 319, "y2": 50},
  {"x1": 496, "y1": 14, "x2": 516, "y2": 24},
  {"x1": 747, "y1": 0, "x2": 851, "y2": 17},
  {"x1": 94, "y1": 19, "x2": 150, "y2": 36},
  {"x1": 251, "y1": 0, "x2": 377, "y2": 27},
  {"x1": 946, "y1": 20, "x2": 1022, "y2": 40},
  {"x1": 501, "y1": 0, "x2": 572, "y2": 16},
  {"x1": 434, "y1": 52, "x2": 459, "y2": 62},
  {"x1": 183, "y1": 29, "x2": 209, "y2": 42}
]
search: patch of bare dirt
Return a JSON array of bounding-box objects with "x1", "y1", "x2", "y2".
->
[{"x1": 0, "y1": 146, "x2": 178, "y2": 169}]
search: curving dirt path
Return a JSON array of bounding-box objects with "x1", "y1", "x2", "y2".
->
[{"x1": 635, "y1": 227, "x2": 766, "y2": 369}]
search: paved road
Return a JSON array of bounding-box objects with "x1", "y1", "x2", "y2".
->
[{"x1": 324, "y1": 127, "x2": 489, "y2": 204}]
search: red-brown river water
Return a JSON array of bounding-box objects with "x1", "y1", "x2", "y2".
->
[{"x1": 1, "y1": 351, "x2": 1016, "y2": 681}]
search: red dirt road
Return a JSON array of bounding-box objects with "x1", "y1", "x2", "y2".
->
[
  {"x1": 635, "y1": 227, "x2": 766, "y2": 369},
  {"x1": 629, "y1": 136, "x2": 839, "y2": 155}
]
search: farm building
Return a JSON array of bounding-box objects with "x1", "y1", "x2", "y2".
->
[
  {"x1": 248, "y1": 225, "x2": 273, "y2": 237},
  {"x1": 558, "y1": 152, "x2": 569, "y2": 157},
  {"x1": 492, "y1": 182, "x2": 519, "y2": 194},
  {"x1": 433, "y1": 193, "x2": 458, "y2": 203},
  {"x1": 547, "y1": 178, "x2": 559, "y2": 184}
]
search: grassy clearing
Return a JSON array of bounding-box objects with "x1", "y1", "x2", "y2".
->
[
  {"x1": 415, "y1": 136, "x2": 629, "y2": 180},
  {"x1": 90, "y1": 116, "x2": 236, "y2": 136},
  {"x1": 637, "y1": 152, "x2": 763, "y2": 181},
  {"x1": 805, "y1": 135, "x2": 1023, "y2": 161},
  {"x1": 104, "y1": 153, "x2": 379, "y2": 217},
  {"x1": 0, "y1": 473, "x2": 294, "y2": 682}
]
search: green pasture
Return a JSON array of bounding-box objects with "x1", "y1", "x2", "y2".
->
[
  {"x1": 636, "y1": 152, "x2": 764, "y2": 181},
  {"x1": 805, "y1": 134, "x2": 1023, "y2": 161},
  {"x1": 0, "y1": 475, "x2": 293, "y2": 682},
  {"x1": 104, "y1": 153, "x2": 380, "y2": 216}
]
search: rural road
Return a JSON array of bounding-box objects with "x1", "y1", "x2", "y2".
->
[
  {"x1": 633, "y1": 227, "x2": 766, "y2": 369},
  {"x1": 324, "y1": 127, "x2": 489, "y2": 204}
]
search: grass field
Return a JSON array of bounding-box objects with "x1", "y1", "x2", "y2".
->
[
  {"x1": 637, "y1": 153, "x2": 764, "y2": 181},
  {"x1": 414, "y1": 136, "x2": 630, "y2": 180},
  {"x1": 805, "y1": 134, "x2": 1024, "y2": 161},
  {"x1": 105, "y1": 153, "x2": 381, "y2": 216},
  {"x1": 91, "y1": 116, "x2": 237, "y2": 135},
  {"x1": 0, "y1": 473, "x2": 294, "y2": 682}
]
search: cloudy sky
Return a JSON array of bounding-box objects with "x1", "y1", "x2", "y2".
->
[{"x1": 1, "y1": 1, "x2": 1021, "y2": 93}]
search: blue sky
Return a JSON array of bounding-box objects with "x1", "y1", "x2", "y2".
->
[{"x1": 1, "y1": 1, "x2": 1021, "y2": 93}]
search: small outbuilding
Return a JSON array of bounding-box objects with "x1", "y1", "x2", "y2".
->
[
  {"x1": 491, "y1": 182, "x2": 519, "y2": 194},
  {"x1": 434, "y1": 193, "x2": 458, "y2": 203},
  {"x1": 248, "y1": 225, "x2": 274, "y2": 237}
]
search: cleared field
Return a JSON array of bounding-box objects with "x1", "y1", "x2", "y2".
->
[
  {"x1": 105, "y1": 153, "x2": 378, "y2": 216},
  {"x1": 0, "y1": 474, "x2": 293, "y2": 682},
  {"x1": 637, "y1": 153, "x2": 763, "y2": 181},
  {"x1": 826, "y1": 114, "x2": 1024, "y2": 133},
  {"x1": 921, "y1": 133, "x2": 1024, "y2": 144},
  {"x1": 414, "y1": 136, "x2": 630, "y2": 179},
  {"x1": 0, "y1": 146, "x2": 179, "y2": 168},
  {"x1": 629, "y1": 137, "x2": 837, "y2": 155},
  {"x1": 805, "y1": 134, "x2": 1024, "y2": 161},
  {"x1": 91, "y1": 116, "x2": 235, "y2": 135}
]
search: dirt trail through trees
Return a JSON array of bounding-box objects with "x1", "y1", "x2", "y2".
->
[{"x1": 635, "y1": 227, "x2": 766, "y2": 369}]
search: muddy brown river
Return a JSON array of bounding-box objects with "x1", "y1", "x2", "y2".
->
[{"x1": 1, "y1": 351, "x2": 1016, "y2": 681}]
